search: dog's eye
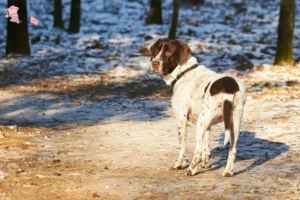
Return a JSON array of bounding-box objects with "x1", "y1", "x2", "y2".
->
[{"x1": 165, "y1": 51, "x2": 172, "y2": 57}]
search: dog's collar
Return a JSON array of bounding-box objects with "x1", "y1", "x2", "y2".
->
[
  {"x1": 163, "y1": 56, "x2": 199, "y2": 86},
  {"x1": 170, "y1": 63, "x2": 199, "y2": 87}
]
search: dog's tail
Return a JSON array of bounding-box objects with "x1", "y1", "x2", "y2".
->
[
  {"x1": 209, "y1": 76, "x2": 239, "y2": 146},
  {"x1": 223, "y1": 94, "x2": 234, "y2": 146}
]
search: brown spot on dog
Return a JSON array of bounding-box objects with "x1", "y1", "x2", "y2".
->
[
  {"x1": 210, "y1": 76, "x2": 239, "y2": 96},
  {"x1": 223, "y1": 100, "x2": 233, "y2": 131},
  {"x1": 202, "y1": 81, "x2": 211, "y2": 99}
]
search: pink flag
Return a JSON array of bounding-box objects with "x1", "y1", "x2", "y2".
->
[{"x1": 30, "y1": 16, "x2": 38, "y2": 25}]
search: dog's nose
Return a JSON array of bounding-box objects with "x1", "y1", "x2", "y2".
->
[{"x1": 151, "y1": 61, "x2": 160, "y2": 70}]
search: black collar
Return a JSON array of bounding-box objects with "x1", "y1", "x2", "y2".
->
[{"x1": 170, "y1": 63, "x2": 199, "y2": 88}]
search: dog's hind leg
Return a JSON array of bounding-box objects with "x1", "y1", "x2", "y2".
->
[
  {"x1": 186, "y1": 110, "x2": 211, "y2": 176},
  {"x1": 172, "y1": 118, "x2": 188, "y2": 170},
  {"x1": 200, "y1": 126, "x2": 211, "y2": 169},
  {"x1": 222, "y1": 107, "x2": 243, "y2": 177}
]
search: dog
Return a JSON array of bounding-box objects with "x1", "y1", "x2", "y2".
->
[{"x1": 149, "y1": 39, "x2": 247, "y2": 176}]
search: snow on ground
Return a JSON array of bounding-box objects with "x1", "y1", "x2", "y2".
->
[
  {"x1": 0, "y1": 0, "x2": 299, "y2": 80},
  {"x1": 0, "y1": 0, "x2": 300, "y2": 199}
]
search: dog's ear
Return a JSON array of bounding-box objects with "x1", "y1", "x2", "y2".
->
[
  {"x1": 173, "y1": 40, "x2": 191, "y2": 65},
  {"x1": 149, "y1": 39, "x2": 161, "y2": 61},
  {"x1": 149, "y1": 45, "x2": 154, "y2": 61}
]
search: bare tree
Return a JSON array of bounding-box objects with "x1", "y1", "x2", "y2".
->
[
  {"x1": 146, "y1": 0, "x2": 163, "y2": 24},
  {"x1": 54, "y1": 0, "x2": 63, "y2": 28},
  {"x1": 68, "y1": 0, "x2": 81, "y2": 33},
  {"x1": 274, "y1": 0, "x2": 295, "y2": 66},
  {"x1": 168, "y1": 0, "x2": 180, "y2": 39},
  {"x1": 6, "y1": 0, "x2": 30, "y2": 55}
]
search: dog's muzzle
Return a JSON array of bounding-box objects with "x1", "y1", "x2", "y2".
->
[{"x1": 151, "y1": 60, "x2": 160, "y2": 73}]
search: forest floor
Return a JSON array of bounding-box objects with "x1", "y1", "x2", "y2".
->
[{"x1": 0, "y1": 0, "x2": 300, "y2": 199}]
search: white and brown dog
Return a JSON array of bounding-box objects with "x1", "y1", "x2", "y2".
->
[{"x1": 149, "y1": 39, "x2": 247, "y2": 176}]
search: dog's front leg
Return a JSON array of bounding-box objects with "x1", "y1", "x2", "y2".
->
[{"x1": 172, "y1": 118, "x2": 188, "y2": 170}]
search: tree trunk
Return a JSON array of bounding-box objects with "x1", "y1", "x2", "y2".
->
[
  {"x1": 6, "y1": 0, "x2": 30, "y2": 55},
  {"x1": 274, "y1": 0, "x2": 295, "y2": 66},
  {"x1": 68, "y1": 0, "x2": 80, "y2": 33},
  {"x1": 54, "y1": 0, "x2": 63, "y2": 28},
  {"x1": 168, "y1": 0, "x2": 180, "y2": 39},
  {"x1": 182, "y1": 0, "x2": 204, "y2": 5},
  {"x1": 146, "y1": 0, "x2": 163, "y2": 24}
]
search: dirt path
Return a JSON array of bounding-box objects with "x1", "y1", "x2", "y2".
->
[
  {"x1": 0, "y1": 65, "x2": 300, "y2": 200},
  {"x1": 1, "y1": 0, "x2": 300, "y2": 198}
]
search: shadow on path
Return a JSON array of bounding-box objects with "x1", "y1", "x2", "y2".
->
[
  {"x1": 209, "y1": 131, "x2": 289, "y2": 175},
  {"x1": 0, "y1": 75, "x2": 171, "y2": 128}
]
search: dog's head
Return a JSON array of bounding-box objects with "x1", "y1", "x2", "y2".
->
[{"x1": 149, "y1": 39, "x2": 191, "y2": 76}]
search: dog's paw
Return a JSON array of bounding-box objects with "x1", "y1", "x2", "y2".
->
[
  {"x1": 199, "y1": 155, "x2": 211, "y2": 169},
  {"x1": 222, "y1": 169, "x2": 233, "y2": 177},
  {"x1": 171, "y1": 165, "x2": 185, "y2": 170},
  {"x1": 186, "y1": 169, "x2": 193, "y2": 176},
  {"x1": 200, "y1": 162, "x2": 211, "y2": 169},
  {"x1": 186, "y1": 165, "x2": 198, "y2": 176},
  {"x1": 171, "y1": 159, "x2": 188, "y2": 170}
]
